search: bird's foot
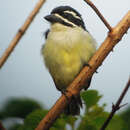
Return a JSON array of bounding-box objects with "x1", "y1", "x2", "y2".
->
[
  {"x1": 60, "y1": 89, "x2": 69, "y2": 101},
  {"x1": 83, "y1": 63, "x2": 92, "y2": 69}
]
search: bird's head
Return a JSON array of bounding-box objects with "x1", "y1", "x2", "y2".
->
[{"x1": 44, "y1": 6, "x2": 86, "y2": 30}]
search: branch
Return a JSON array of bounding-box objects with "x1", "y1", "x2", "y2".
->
[
  {"x1": 0, "y1": 0, "x2": 46, "y2": 69},
  {"x1": 84, "y1": 0, "x2": 112, "y2": 31},
  {"x1": 36, "y1": 11, "x2": 130, "y2": 130},
  {"x1": 100, "y1": 77, "x2": 130, "y2": 130}
]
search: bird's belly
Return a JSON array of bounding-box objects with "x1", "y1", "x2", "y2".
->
[
  {"x1": 44, "y1": 48, "x2": 82, "y2": 90},
  {"x1": 53, "y1": 61, "x2": 81, "y2": 90},
  {"x1": 42, "y1": 27, "x2": 97, "y2": 91}
]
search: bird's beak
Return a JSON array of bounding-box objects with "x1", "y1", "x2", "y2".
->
[
  {"x1": 44, "y1": 14, "x2": 60, "y2": 23},
  {"x1": 44, "y1": 14, "x2": 53, "y2": 21}
]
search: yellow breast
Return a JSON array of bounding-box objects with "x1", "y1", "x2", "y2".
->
[{"x1": 42, "y1": 23, "x2": 97, "y2": 90}]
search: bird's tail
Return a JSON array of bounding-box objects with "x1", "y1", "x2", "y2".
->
[{"x1": 64, "y1": 94, "x2": 82, "y2": 115}]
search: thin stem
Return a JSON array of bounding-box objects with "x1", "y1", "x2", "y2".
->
[
  {"x1": 84, "y1": 0, "x2": 112, "y2": 31},
  {"x1": 0, "y1": 0, "x2": 46, "y2": 69},
  {"x1": 101, "y1": 77, "x2": 130, "y2": 130}
]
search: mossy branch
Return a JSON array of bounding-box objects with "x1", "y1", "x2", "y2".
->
[
  {"x1": 0, "y1": 0, "x2": 46, "y2": 69},
  {"x1": 36, "y1": 10, "x2": 130, "y2": 130}
]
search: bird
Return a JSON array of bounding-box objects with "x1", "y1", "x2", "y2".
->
[{"x1": 41, "y1": 6, "x2": 97, "y2": 115}]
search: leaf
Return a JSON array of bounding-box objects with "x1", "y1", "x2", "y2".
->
[
  {"x1": 9, "y1": 124, "x2": 23, "y2": 130},
  {"x1": 61, "y1": 114, "x2": 77, "y2": 128},
  {"x1": 17, "y1": 125, "x2": 31, "y2": 130},
  {"x1": 24, "y1": 110, "x2": 66, "y2": 130},
  {"x1": 91, "y1": 111, "x2": 109, "y2": 129},
  {"x1": 50, "y1": 114, "x2": 77, "y2": 130},
  {"x1": 0, "y1": 98, "x2": 43, "y2": 119},
  {"x1": 119, "y1": 106, "x2": 130, "y2": 130},
  {"x1": 79, "y1": 104, "x2": 107, "y2": 129},
  {"x1": 24, "y1": 109, "x2": 48, "y2": 129},
  {"x1": 81, "y1": 90, "x2": 102, "y2": 109},
  {"x1": 50, "y1": 118, "x2": 66, "y2": 130},
  {"x1": 77, "y1": 115, "x2": 97, "y2": 130},
  {"x1": 106, "y1": 115, "x2": 126, "y2": 130}
]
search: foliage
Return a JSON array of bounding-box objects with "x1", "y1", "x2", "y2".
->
[
  {"x1": 17, "y1": 109, "x2": 77, "y2": 130},
  {"x1": 17, "y1": 109, "x2": 48, "y2": 130},
  {"x1": 9, "y1": 124, "x2": 23, "y2": 130},
  {"x1": 119, "y1": 106, "x2": 130, "y2": 129},
  {"x1": 78, "y1": 90, "x2": 125, "y2": 130},
  {"x1": 0, "y1": 90, "x2": 128, "y2": 130},
  {"x1": 81, "y1": 90, "x2": 102, "y2": 110},
  {"x1": 0, "y1": 98, "x2": 42, "y2": 119}
]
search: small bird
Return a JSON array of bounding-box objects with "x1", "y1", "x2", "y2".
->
[{"x1": 42, "y1": 6, "x2": 97, "y2": 115}]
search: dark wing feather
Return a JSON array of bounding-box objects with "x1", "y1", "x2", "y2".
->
[{"x1": 44, "y1": 29, "x2": 50, "y2": 39}]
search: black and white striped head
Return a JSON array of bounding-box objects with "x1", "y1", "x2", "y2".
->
[{"x1": 44, "y1": 6, "x2": 86, "y2": 30}]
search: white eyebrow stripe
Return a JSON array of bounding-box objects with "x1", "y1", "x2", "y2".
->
[
  {"x1": 64, "y1": 10, "x2": 81, "y2": 20},
  {"x1": 55, "y1": 13, "x2": 77, "y2": 27}
]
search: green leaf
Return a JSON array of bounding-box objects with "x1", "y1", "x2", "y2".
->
[
  {"x1": 9, "y1": 124, "x2": 23, "y2": 130},
  {"x1": 91, "y1": 111, "x2": 109, "y2": 129},
  {"x1": 24, "y1": 109, "x2": 66, "y2": 130},
  {"x1": 106, "y1": 115, "x2": 126, "y2": 130},
  {"x1": 24, "y1": 109, "x2": 48, "y2": 129},
  {"x1": 81, "y1": 90, "x2": 102, "y2": 109},
  {"x1": 119, "y1": 106, "x2": 130, "y2": 130},
  {"x1": 77, "y1": 115, "x2": 97, "y2": 130},
  {"x1": 61, "y1": 114, "x2": 77, "y2": 128},
  {"x1": 17, "y1": 125, "x2": 32, "y2": 130},
  {"x1": 50, "y1": 117, "x2": 66, "y2": 130},
  {"x1": 0, "y1": 98, "x2": 43, "y2": 119},
  {"x1": 78, "y1": 104, "x2": 107, "y2": 130}
]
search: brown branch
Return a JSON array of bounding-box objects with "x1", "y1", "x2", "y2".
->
[
  {"x1": 0, "y1": 0, "x2": 46, "y2": 69},
  {"x1": 36, "y1": 11, "x2": 130, "y2": 130},
  {"x1": 84, "y1": 0, "x2": 112, "y2": 31},
  {"x1": 0, "y1": 121, "x2": 5, "y2": 130},
  {"x1": 101, "y1": 77, "x2": 130, "y2": 130}
]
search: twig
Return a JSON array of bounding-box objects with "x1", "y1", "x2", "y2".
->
[
  {"x1": 36, "y1": 11, "x2": 130, "y2": 130},
  {"x1": 0, "y1": 121, "x2": 5, "y2": 130},
  {"x1": 101, "y1": 77, "x2": 130, "y2": 130},
  {"x1": 0, "y1": 0, "x2": 46, "y2": 69},
  {"x1": 84, "y1": 0, "x2": 112, "y2": 31}
]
